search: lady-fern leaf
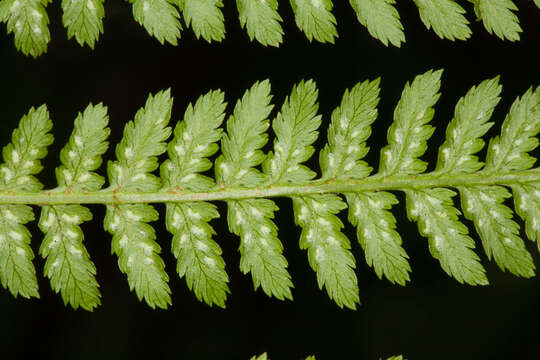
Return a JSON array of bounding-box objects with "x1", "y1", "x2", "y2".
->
[
  {"x1": 0, "y1": 70, "x2": 539, "y2": 311},
  {"x1": 0, "y1": 0, "x2": 536, "y2": 57}
]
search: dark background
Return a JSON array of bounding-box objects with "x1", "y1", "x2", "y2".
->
[{"x1": 1, "y1": 1, "x2": 539, "y2": 359}]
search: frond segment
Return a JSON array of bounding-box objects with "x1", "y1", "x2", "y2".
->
[
  {"x1": 0, "y1": 0, "x2": 50, "y2": 57},
  {"x1": 290, "y1": 0, "x2": 338, "y2": 43},
  {"x1": 62, "y1": 0, "x2": 104, "y2": 48},
  {"x1": 177, "y1": 0, "x2": 225, "y2": 42},
  {"x1": 0, "y1": 105, "x2": 53, "y2": 298},
  {"x1": 105, "y1": 90, "x2": 173, "y2": 309},
  {"x1": 0, "y1": 73, "x2": 540, "y2": 312}
]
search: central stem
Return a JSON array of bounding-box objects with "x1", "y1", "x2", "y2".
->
[{"x1": 0, "y1": 169, "x2": 538, "y2": 205}]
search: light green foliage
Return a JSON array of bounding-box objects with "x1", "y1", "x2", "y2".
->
[
  {"x1": 435, "y1": 77, "x2": 502, "y2": 174},
  {"x1": 413, "y1": 0, "x2": 471, "y2": 40},
  {"x1": 536, "y1": 0, "x2": 540, "y2": 9},
  {"x1": 0, "y1": 0, "x2": 50, "y2": 57},
  {"x1": 513, "y1": 183, "x2": 540, "y2": 248},
  {"x1": 263, "y1": 80, "x2": 357, "y2": 308},
  {"x1": 39, "y1": 104, "x2": 109, "y2": 311},
  {"x1": 161, "y1": 90, "x2": 229, "y2": 308},
  {"x1": 459, "y1": 87, "x2": 540, "y2": 277},
  {"x1": 379, "y1": 70, "x2": 442, "y2": 177},
  {"x1": 469, "y1": 0, "x2": 522, "y2": 41},
  {"x1": 2, "y1": 0, "x2": 537, "y2": 55},
  {"x1": 263, "y1": 80, "x2": 321, "y2": 185},
  {"x1": 177, "y1": 0, "x2": 225, "y2": 42},
  {"x1": 384, "y1": 356, "x2": 406, "y2": 360},
  {"x1": 236, "y1": 0, "x2": 283, "y2": 47},
  {"x1": 320, "y1": 79, "x2": 410, "y2": 287},
  {"x1": 105, "y1": 90, "x2": 173, "y2": 309},
  {"x1": 406, "y1": 188, "x2": 488, "y2": 284},
  {"x1": 349, "y1": 0, "x2": 404, "y2": 47},
  {"x1": 348, "y1": 192, "x2": 410, "y2": 285},
  {"x1": 294, "y1": 194, "x2": 359, "y2": 309},
  {"x1": 320, "y1": 79, "x2": 380, "y2": 181},
  {"x1": 216, "y1": 81, "x2": 293, "y2": 300},
  {"x1": 290, "y1": 0, "x2": 338, "y2": 43},
  {"x1": 461, "y1": 186, "x2": 535, "y2": 277},
  {"x1": 62, "y1": 0, "x2": 104, "y2": 48},
  {"x1": 0, "y1": 105, "x2": 52, "y2": 298},
  {"x1": 1, "y1": 72, "x2": 540, "y2": 311},
  {"x1": 130, "y1": 0, "x2": 182, "y2": 45}
]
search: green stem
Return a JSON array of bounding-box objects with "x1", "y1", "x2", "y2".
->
[{"x1": 1, "y1": 169, "x2": 539, "y2": 205}]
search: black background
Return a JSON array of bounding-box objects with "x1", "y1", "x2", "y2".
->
[{"x1": 1, "y1": 1, "x2": 540, "y2": 359}]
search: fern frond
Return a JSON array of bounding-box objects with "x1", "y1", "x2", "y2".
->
[
  {"x1": 1, "y1": 71, "x2": 539, "y2": 311},
  {"x1": 216, "y1": 81, "x2": 293, "y2": 300},
  {"x1": 3, "y1": 0, "x2": 537, "y2": 56},
  {"x1": 161, "y1": 89, "x2": 229, "y2": 308},
  {"x1": 0, "y1": 0, "x2": 50, "y2": 57},
  {"x1": 176, "y1": 0, "x2": 225, "y2": 43},
  {"x1": 39, "y1": 104, "x2": 109, "y2": 310},
  {"x1": 236, "y1": 0, "x2": 283, "y2": 47},
  {"x1": 104, "y1": 90, "x2": 173, "y2": 309},
  {"x1": 412, "y1": 0, "x2": 471, "y2": 41},
  {"x1": 349, "y1": 0, "x2": 404, "y2": 47},
  {"x1": 62, "y1": 0, "x2": 104, "y2": 48},
  {"x1": 0, "y1": 105, "x2": 52, "y2": 298},
  {"x1": 129, "y1": 0, "x2": 182, "y2": 45},
  {"x1": 290, "y1": 0, "x2": 338, "y2": 43},
  {"x1": 469, "y1": 0, "x2": 522, "y2": 41}
]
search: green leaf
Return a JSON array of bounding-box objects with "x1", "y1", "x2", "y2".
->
[
  {"x1": 535, "y1": 0, "x2": 540, "y2": 9},
  {"x1": 105, "y1": 90, "x2": 173, "y2": 309},
  {"x1": 166, "y1": 202, "x2": 228, "y2": 307},
  {"x1": 228, "y1": 198, "x2": 293, "y2": 300},
  {"x1": 320, "y1": 78, "x2": 380, "y2": 181},
  {"x1": 413, "y1": 0, "x2": 471, "y2": 40},
  {"x1": 263, "y1": 79, "x2": 321, "y2": 185},
  {"x1": 0, "y1": 105, "x2": 53, "y2": 192},
  {"x1": 513, "y1": 183, "x2": 540, "y2": 248},
  {"x1": 236, "y1": 0, "x2": 283, "y2": 47},
  {"x1": 486, "y1": 87, "x2": 540, "y2": 253},
  {"x1": 294, "y1": 194, "x2": 359, "y2": 309},
  {"x1": 249, "y1": 354, "x2": 268, "y2": 360},
  {"x1": 161, "y1": 89, "x2": 229, "y2": 307},
  {"x1": 470, "y1": 0, "x2": 522, "y2": 41},
  {"x1": 105, "y1": 204, "x2": 171, "y2": 309},
  {"x1": 289, "y1": 0, "x2": 338, "y2": 43},
  {"x1": 130, "y1": 0, "x2": 182, "y2": 45},
  {"x1": 216, "y1": 80, "x2": 273, "y2": 189},
  {"x1": 406, "y1": 188, "x2": 488, "y2": 285},
  {"x1": 318, "y1": 79, "x2": 409, "y2": 285},
  {"x1": 56, "y1": 103, "x2": 110, "y2": 192},
  {"x1": 62, "y1": 0, "x2": 104, "y2": 48},
  {"x1": 349, "y1": 0, "x2": 405, "y2": 47},
  {"x1": 347, "y1": 192, "x2": 411, "y2": 285},
  {"x1": 484, "y1": 87, "x2": 540, "y2": 173},
  {"x1": 436, "y1": 77, "x2": 502, "y2": 174},
  {"x1": 379, "y1": 69, "x2": 442, "y2": 176},
  {"x1": 0, "y1": 0, "x2": 50, "y2": 57},
  {"x1": 38, "y1": 103, "x2": 109, "y2": 311},
  {"x1": 108, "y1": 90, "x2": 173, "y2": 192},
  {"x1": 216, "y1": 81, "x2": 293, "y2": 300},
  {"x1": 39, "y1": 205, "x2": 100, "y2": 310},
  {"x1": 461, "y1": 185, "x2": 535, "y2": 277},
  {"x1": 0, "y1": 205, "x2": 38, "y2": 298},
  {"x1": 0, "y1": 105, "x2": 53, "y2": 298},
  {"x1": 177, "y1": 0, "x2": 225, "y2": 42},
  {"x1": 162, "y1": 89, "x2": 226, "y2": 192}
]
